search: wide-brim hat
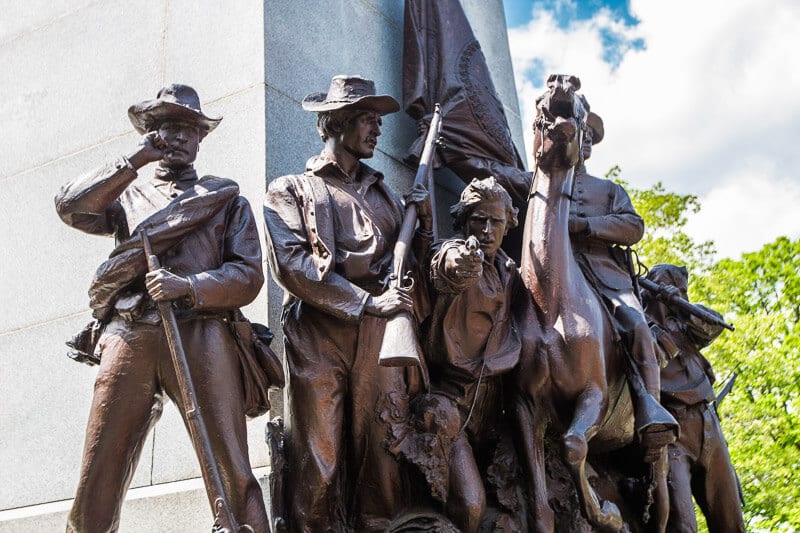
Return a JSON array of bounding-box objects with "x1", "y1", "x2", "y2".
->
[
  {"x1": 128, "y1": 84, "x2": 222, "y2": 137},
  {"x1": 587, "y1": 112, "x2": 604, "y2": 145},
  {"x1": 301, "y1": 75, "x2": 400, "y2": 115}
]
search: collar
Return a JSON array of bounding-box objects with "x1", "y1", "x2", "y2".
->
[
  {"x1": 306, "y1": 150, "x2": 384, "y2": 185},
  {"x1": 153, "y1": 164, "x2": 199, "y2": 187}
]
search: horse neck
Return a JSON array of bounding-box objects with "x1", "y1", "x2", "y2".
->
[{"x1": 521, "y1": 164, "x2": 576, "y2": 324}]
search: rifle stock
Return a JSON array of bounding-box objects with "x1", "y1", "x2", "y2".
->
[{"x1": 378, "y1": 105, "x2": 443, "y2": 367}]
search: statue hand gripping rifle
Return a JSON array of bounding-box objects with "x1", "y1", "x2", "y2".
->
[{"x1": 55, "y1": 85, "x2": 279, "y2": 533}]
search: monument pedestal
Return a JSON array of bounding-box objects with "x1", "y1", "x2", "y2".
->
[{"x1": 0, "y1": 468, "x2": 269, "y2": 533}]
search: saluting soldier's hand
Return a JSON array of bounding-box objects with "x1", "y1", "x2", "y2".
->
[
  {"x1": 145, "y1": 268, "x2": 191, "y2": 302},
  {"x1": 365, "y1": 287, "x2": 413, "y2": 317},
  {"x1": 128, "y1": 132, "x2": 166, "y2": 170}
]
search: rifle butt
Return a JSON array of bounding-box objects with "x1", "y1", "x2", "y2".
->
[{"x1": 378, "y1": 311, "x2": 422, "y2": 367}]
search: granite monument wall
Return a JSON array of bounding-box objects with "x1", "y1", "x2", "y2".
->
[{"x1": 0, "y1": 1, "x2": 523, "y2": 529}]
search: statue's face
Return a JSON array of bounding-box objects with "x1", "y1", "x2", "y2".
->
[
  {"x1": 466, "y1": 199, "x2": 508, "y2": 261},
  {"x1": 158, "y1": 120, "x2": 200, "y2": 168},
  {"x1": 340, "y1": 111, "x2": 382, "y2": 159}
]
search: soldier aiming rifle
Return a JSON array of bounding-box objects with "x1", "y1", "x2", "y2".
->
[{"x1": 641, "y1": 264, "x2": 745, "y2": 533}]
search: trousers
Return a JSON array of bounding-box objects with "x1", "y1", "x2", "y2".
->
[
  {"x1": 282, "y1": 301, "x2": 415, "y2": 532},
  {"x1": 665, "y1": 402, "x2": 745, "y2": 533},
  {"x1": 66, "y1": 317, "x2": 268, "y2": 533}
]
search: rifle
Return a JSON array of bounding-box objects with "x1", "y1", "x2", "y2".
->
[
  {"x1": 377, "y1": 104, "x2": 443, "y2": 367},
  {"x1": 638, "y1": 277, "x2": 735, "y2": 332},
  {"x1": 715, "y1": 372, "x2": 738, "y2": 406},
  {"x1": 141, "y1": 229, "x2": 251, "y2": 533}
]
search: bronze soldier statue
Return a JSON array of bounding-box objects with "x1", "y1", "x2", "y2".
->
[
  {"x1": 569, "y1": 108, "x2": 677, "y2": 449},
  {"x1": 55, "y1": 84, "x2": 270, "y2": 532},
  {"x1": 642, "y1": 264, "x2": 745, "y2": 533},
  {"x1": 263, "y1": 75, "x2": 431, "y2": 532},
  {"x1": 421, "y1": 177, "x2": 523, "y2": 532}
]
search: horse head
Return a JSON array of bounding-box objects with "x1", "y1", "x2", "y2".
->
[{"x1": 532, "y1": 74, "x2": 586, "y2": 170}]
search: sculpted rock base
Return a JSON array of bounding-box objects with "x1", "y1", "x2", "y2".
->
[{"x1": 542, "y1": 429, "x2": 657, "y2": 533}]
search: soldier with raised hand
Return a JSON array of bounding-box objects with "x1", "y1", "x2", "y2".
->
[
  {"x1": 55, "y1": 84, "x2": 269, "y2": 532},
  {"x1": 263, "y1": 75, "x2": 432, "y2": 532},
  {"x1": 642, "y1": 264, "x2": 745, "y2": 533}
]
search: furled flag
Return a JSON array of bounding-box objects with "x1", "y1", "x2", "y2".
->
[{"x1": 403, "y1": 0, "x2": 532, "y2": 259}]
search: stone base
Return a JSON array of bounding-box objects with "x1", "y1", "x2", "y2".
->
[{"x1": 0, "y1": 468, "x2": 269, "y2": 533}]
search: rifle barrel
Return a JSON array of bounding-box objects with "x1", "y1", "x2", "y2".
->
[
  {"x1": 639, "y1": 277, "x2": 735, "y2": 331},
  {"x1": 388, "y1": 104, "x2": 443, "y2": 289},
  {"x1": 378, "y1": 105, "x2": 443, "y2": 369}
]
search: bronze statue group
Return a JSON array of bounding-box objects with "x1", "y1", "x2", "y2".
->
[{"x1": 56, "y1": 76, "x2": 744, "y2": 533}]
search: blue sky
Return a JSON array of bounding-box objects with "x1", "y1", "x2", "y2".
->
[
  {"x1": 502, "y1": 0, "x2": 800, "y2": 260},
  {"x1": 505, "y1": 0, "x2": 638, "y2": 30}
]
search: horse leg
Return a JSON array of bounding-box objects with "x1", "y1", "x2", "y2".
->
[
  {"x1": 648, "y1": 447, "x2": 669, "y2": 533},
  {"x1": 564, "y1": 387, "x2": 624, "y2": 532},
  {"x1": 514, "y1": 395, "x2": 554, "y2": 533}
]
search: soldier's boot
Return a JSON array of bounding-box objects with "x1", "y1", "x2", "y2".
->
[{"x1": 632, "y1": 362, "x2": 678, "y2": 462}]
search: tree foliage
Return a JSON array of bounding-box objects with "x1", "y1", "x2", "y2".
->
[
  {"x1": 606, "y1": 165, "x2": 716, "y2": 274},
  {"x1": 694, "y1": 238, "x2": 800, "y2": 532},
  {"x1": 613, "y1": 167, "x2": 800, "y2": 531}
]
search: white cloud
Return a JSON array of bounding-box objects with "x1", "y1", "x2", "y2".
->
[
  {"x1": 507, "y1": 0, "x2": 800, "y2": 258},
  {"x1": 685, "y1": 160, "x2": 800, "y2": 259}
]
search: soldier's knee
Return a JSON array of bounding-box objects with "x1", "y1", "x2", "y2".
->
[
  {"x1": 229, "y1": 465, "x2": 262, "y2": 498},
  {"x1": 451, "y1": 487, "x2": 486, "y2": 533}
]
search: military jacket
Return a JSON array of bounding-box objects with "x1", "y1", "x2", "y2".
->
[{"x1": 570, "y1": 170, "x2": 644, "y2": 290}]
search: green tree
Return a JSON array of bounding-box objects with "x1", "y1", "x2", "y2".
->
[
  {"x1": 607, "y1": 165, "x2": 715, "y2": 274},
  {"x1": 694, "y1": 238, "x2": 800, "y2": 532},
  {"x1": 615, "y1": 168, "x2": 800, "y2": 531}
]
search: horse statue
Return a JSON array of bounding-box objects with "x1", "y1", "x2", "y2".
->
[{"x1": 511, "y1": 75, "x2": 671, "y2": 532}]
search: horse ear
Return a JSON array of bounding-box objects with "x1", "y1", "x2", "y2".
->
[{"x1": 568, "y1": 75, "x2": 582, "y2": 91}]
